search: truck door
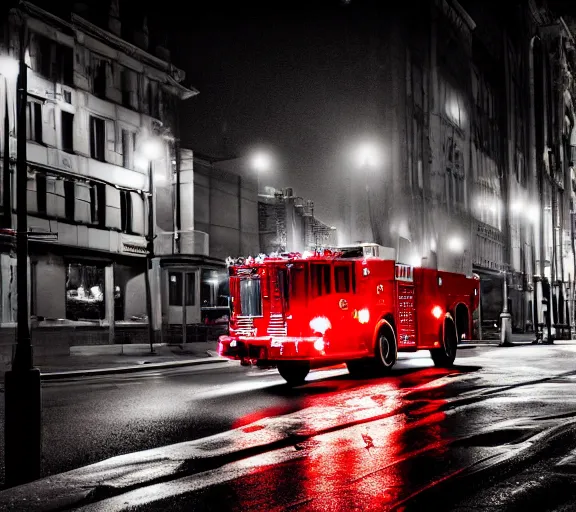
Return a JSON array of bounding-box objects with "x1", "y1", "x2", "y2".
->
[{"x1": 334, "y1": 262, "x2": 356, "y2": 349}]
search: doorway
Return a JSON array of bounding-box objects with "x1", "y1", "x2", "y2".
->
[{"x1": 167, "y1": 269, "x2": 200, "y2": 326}]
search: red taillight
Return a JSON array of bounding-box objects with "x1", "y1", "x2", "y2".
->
[{"x1": 431, "y1": 306, "x2": 443, "y2": 319}]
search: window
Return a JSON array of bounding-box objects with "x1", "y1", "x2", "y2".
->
[
  {"x1": 239, "y1": 278, "x2": 262, "y2": 316},
  {"x1": 61, "y1": 111, "x2": 74, "y2": 153},
  {"x1": 121, "y1": 67, "x2": 137, "y2": 109},
  {"x1": 93, "y1": 57, "x2": 107, "y2": 97},
  {"x1": 277, "y1": 268, "x2": 290, "y2": 309},
  {"x1": 89, "y1": 116, "x2": 105, "y2": 161},
  {"x1": 148, "y1": 80, "x2": 159, "y2": 118},
  {"x1": 335, "y1": 265, "x2": 353, "y2": 293},
  {"x1": 56, "y1": 44, "x2": 73, "y2": 86},
  {"x1": 90, "y1": 183, "x2": 106, "y2": 226},
  {"x1": 64, "y1": 180, "x2": 75, "y2": 221},
  {"x1": 120, "y1": 189, "x2": 132, "y2": 232},
  {"x1": 122, "y1": 129, "x2": 134, "y2": 169},
  {"x1": 36, "y1": 174, "x2": 47, "y2": 214},
  {"x1": 169, "y1": 272, "x2": 183, "y2": 306},
  {"x1": 66, "y1": 263, "x2": 105, "y2": 321},
  {"x1": 26, "y1": 101, "x2": 42, "y2": 142},
  {"x1": 311, "y1": 264, "x2": 331, "y2": 296},
  {"x1": 29, "y1": 33, "x2": 73, "y2": 85},
  {"x1": 185, "y1": 273, "x2": 196, "y2": 306}
]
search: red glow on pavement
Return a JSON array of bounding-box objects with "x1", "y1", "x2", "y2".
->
[
  {"x1": 224, "y1": 371, "x2": 454, "y2": 510},
  {"x1": 232, "y1": 406, "x2": 298, "y2": 429}
]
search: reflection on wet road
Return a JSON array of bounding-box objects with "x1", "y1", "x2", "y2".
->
[{"x1": 74, "y1": 343, "x2": 576, "y2": 511}]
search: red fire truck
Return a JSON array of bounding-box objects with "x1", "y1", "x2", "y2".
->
[{"x1": 218, "y1": 243, "x2": 480, "y2": 385}]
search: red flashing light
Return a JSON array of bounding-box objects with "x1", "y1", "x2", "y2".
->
[{"x1": 431, "y1": 306, "x2": 443, "y2": 319}]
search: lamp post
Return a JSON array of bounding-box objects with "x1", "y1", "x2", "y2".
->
[
  {"x1": 4, "y1": 17, "x2": 42, "y2": 487},
  {"x1": 250, "y1": 149, "x2": 273, "y2": 196},
  {"x1": 354, "y1": 142, "x2": 382, "y2": 244},
  {"x1": 136, "y1": 137, "x2": 163, "y2": 355}
]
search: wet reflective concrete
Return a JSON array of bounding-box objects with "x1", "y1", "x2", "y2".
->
[{"x1": 63, "y1": 342, "x2": 576, "y2": 511}]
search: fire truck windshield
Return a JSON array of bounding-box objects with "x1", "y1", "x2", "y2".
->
[{"x1": 239, "y1": 277, "x2": 262, "y2": 316}]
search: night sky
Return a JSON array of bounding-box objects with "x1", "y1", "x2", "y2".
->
[
  {"x1": 28, "y1": 0, "x2": 576, "y2": 232},
  {"x1": 153, "y1": 0, "x2": 389, "y2": 232}
]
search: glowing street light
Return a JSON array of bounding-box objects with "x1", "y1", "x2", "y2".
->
[
  {"x1": 251, "y1": 151, "x2": 272, "y2": 173},
  {"x1": 355, "y1": 142, "x2": 382, "y2": 168},
  {"x1": 447, "y1": 236, "x2": 464, "y2": 253},
  {"x1": 350, "y1": 140, "x2": 385, "y2": 245},
  {"x1": 133, "y1": 135, "x2": 166, "y2": 355},
  {"x1": 0, "y1": 55, "x2": 19, "y2": 80},
  {"x1": 141, "y1": 137, "x2": 164, "y2": 161}
]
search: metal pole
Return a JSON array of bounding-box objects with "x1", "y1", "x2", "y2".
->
[
  {"x1": 500, "y1": 270, "x2": 513, "y2": 346},
  {"x1": 145, "y1": 161, "x2": 155, "y2": 354},
  {"x1": 4, "y1": 16, "x2": 42, "y2": 487},
  {"x1": 3, "y1": 90, "x2": 11, "y2": 226}
]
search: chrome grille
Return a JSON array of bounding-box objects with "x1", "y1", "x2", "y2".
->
[
  {"x1": 267, "y1": 313, "x2": 287, "y2": 336},
  {"x1": 235, "y1": 316, "x2": 255, "y2": 336}
]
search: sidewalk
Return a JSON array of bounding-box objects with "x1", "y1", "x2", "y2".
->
[
  {"x1": 463, "y1": 332, "x2": 539, "y2": 345},
  {"x1": 27, "y1": 341, "x2": 231, "y2": 380}
]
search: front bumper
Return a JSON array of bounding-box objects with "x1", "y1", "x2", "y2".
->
[{"x1": 218, "y1": 335, "x2": 327, "y2": 364}]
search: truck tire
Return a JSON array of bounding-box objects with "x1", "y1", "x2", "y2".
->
[
  {"x1": 431, "y1": 317, "x2": 457, "y2": 368},
  {"x1": 373, "y1": 325, "x2": 397, "y2": 374},
  {"x1": 277, "y1": 361, "x2": 310, "y2": 386}
]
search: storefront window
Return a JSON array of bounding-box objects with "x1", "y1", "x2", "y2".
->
[
  {"x1": 201, "y1": 269, "x2": 229, "y2": 307},
  {"x1": 65, "y1": 263, "x2": 105, "y2": 321}
]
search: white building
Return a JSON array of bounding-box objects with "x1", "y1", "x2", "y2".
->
[{"x1": 0, "y1": 2, "x2": 216, "y2": 346}]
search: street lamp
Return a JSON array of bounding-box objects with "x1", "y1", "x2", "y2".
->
[
  {"x1": 3, "y1": 15, "x2": 42, "y2": 488},
  {"x1": 251, "y1": 151, "x2": 272, "y2": 174},
  {"x1": 136, "y1": 136, "x2": 165, "y2": 355},
  {"x1": 352, "y1": 141, "x2": 383, "y2": 244},
  {"x1": 249, "y1": 150, "x2": 274, "y2": 194}
]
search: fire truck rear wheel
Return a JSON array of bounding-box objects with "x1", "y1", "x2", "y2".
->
[
  {"x1": 430, "y1": 317, "x2": 458, "y2": 368},
  {"x1": 374, "y1": 326, "x2": 397, "y2": 374},
  {"x1": 277, "y1": 361, "x2": 310, "y2": 386}
]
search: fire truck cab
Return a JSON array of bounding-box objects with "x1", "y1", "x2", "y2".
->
[{"x1": 218, "y1": 243, "x2": 480, "y2": 385}]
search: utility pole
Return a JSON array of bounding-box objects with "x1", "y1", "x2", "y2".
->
[
  {"x1": 145, "y1": 161, "x2": 155, "y2": 354},
  {"x1": 4, "y1": 15, "x2": 42, "y2": 487}
]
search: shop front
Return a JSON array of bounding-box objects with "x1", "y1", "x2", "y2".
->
[{"x1": 157, "y1": 255, "x2": 228, "y2": 344}]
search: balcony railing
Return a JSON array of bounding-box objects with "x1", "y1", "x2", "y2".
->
[{"x1": 154, "y1": 230, "x2": 209, "y2": 257}]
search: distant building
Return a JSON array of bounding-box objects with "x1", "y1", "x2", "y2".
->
[
  {"x1": 259, "y1": 187, "x2": 337, "y2": 254},
  {"x1": 192, "y1": 153, "x2": 259, "y2": 260},
  {"x1": 344, "y1": 0, "x2": 576, "y2": 339}
]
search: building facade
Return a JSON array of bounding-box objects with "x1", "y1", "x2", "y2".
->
[
  {"x1": 348, "y1": 0, "x2": 576, "y2": 339},
  {"x1": 192, "y1": 153, "x2": 260, "y2": 260},
  {"x1": 0, "y1": 1, "x2": 216, "y2": 347}
]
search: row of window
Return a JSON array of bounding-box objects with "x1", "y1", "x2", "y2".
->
[
  {"x1": 29, "y1": 30, "x2": 165, "y2": 119},
  {"x1": 27, "y1": 98, "x2": 139, "y2": 170},
  {"x1": 27, "y1": 171, "x2": 141, "y2": 234}
]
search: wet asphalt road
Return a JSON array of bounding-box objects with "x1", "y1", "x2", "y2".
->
[{"x1": 4, "y1": 343, "x2": 576, "y2": 510}]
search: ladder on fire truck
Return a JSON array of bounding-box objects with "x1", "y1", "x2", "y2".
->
[{"x1": 395, "y1": 263, "x2": 416, "y2": 346}]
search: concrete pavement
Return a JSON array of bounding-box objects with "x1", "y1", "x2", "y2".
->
[
  {"x1": 35, "y1": 342, "x2": 231, "y2": 380},
  {"x1": 2, "y1": 342, "x2": 576, "y2": 510}
]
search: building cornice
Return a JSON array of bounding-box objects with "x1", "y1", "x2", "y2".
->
[{"x1": 18, "y1": 1, "x2": 198, "y2": 99}]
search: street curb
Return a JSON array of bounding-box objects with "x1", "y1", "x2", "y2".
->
[{"x1": 40, "y1": 357, "x2": 233, "y2": 380}]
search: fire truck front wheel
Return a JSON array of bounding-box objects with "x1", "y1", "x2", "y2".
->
[
  {"x1": 277, "y1": 361, "x2": 310, "y2": 386},
  {"x1": 373, "y1": 326, "x2": 397, "y2": 374},
  {"x1": 430, "y1": 317, "x2": 458, "y2": 367}
]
